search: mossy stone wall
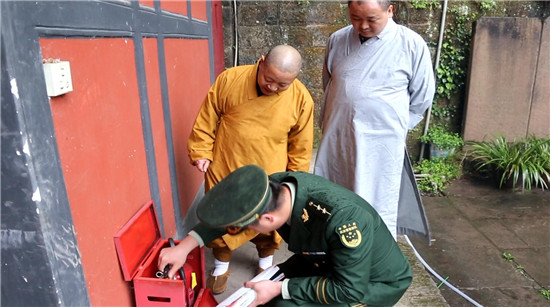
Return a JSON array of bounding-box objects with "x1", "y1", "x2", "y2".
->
[{"x1": 220, "y1": 0, "x2": 549, "y2": 159}]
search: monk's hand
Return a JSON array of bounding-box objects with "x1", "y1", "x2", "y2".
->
[
  {"x1": 193, "y1": 159, "x2": 211, "y2": 173},
  {"x1": 244, "y1": 280, "x2": 282, "y2": 307}
]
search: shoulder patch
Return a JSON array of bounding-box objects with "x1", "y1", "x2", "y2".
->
[{"x1": 336, "y1": 222, "x2": 362, "y2": 248}]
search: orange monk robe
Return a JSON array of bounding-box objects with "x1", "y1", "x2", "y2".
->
[{"x1": 188, "y1": 60, "x2": 314, "y2": 249}]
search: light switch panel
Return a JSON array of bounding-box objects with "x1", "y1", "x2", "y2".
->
[{"x1": 43, "y1": 61, "x2": 73, "y2": 97}]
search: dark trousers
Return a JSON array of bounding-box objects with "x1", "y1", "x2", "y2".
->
[{"x1": 261, "y1": 255, "x2": 369, "y2": 307}]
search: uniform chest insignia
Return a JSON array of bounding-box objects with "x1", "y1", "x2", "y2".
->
[
  {"x1": 337, "y1": 222, "x2": 362, "y2": 248},
  {"x1": 302, "y1": 208, "x2": 309, "y2": 223}
]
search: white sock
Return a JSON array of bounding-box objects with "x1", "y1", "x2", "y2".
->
[
  {"x1": 212, "y1": 259, "x2": 229, "y2": 276},
  {"x1": 258, "y1": 255, "x2": 273, "y2": 270}
]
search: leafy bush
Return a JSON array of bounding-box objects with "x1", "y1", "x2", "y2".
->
[
  {"x1": 419, "y1": 127, "x2": 464, "y2": 150},
  {"x1": 409, "y1": 0, "x2": 440, "y2": 10},
  {"x1": 469, "y1": 136, "x2": 550, "y2": 191},
  {"x1": 415, "y1": 158, "x2": 461, "y2": 195}
]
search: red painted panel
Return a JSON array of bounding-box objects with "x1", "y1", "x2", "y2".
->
[
  {"x1": 211, "y1": 1, "x2": 225, "y2": 76},
  {"x1": 161, "y1": 0, "x2": 187, "y2": 16},
  {"x1": 40, "y1": 38, "x2": 151, "y2": 306},
  {"x1": 143, "y1": 38, "x2": 177, "y2": 237},
  {"x1": 191, "y1": 0, "x2": 207, "y2": 21},
  {"x1": 164, "y1": 38, "x2": 211, "y2": 215},
  {"x1": 140, "y1": 0, "x2": 155, "y2": 9}
]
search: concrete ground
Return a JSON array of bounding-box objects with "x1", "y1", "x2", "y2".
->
[
  {"x1": 205, "y1": 235, "x2": 448, "y2": 306},
  {"x1": 409, "y1": 176, "x2": 550, "y2": 307},
  {"x1": 203, "y1": 176, "x2": 550, "y2": 306}
]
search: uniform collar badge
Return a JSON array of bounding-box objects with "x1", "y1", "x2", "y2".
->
[{"x1": 301, "y1": 208, "x2": 309, "y2": 223}]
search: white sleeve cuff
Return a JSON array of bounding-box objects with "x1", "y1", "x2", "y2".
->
[
  {"x1": 282, "y1": 279, "x2": 291, "y2": 300},
  {"x1": 408, "y1": 112, "x2": 424, "y2": 130},
  {"x1": 188, "y1": 231, "x2": 204, "y2": 247}
]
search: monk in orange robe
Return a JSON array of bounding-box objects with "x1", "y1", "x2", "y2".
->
[{"x1": 187, "y1": 45, "x2": 314, "y2": 294}]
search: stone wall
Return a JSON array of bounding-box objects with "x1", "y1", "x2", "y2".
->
[
  {"x1": 220, "y1": 0, "x2": 549, "y2": 158},
  {"x1": 221, "y1": 0, "x2": 350, "y2": 132}
]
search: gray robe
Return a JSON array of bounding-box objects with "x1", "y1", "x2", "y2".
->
[{"x1": 314, "y1": 19, "x2": 435, "y2": 240}]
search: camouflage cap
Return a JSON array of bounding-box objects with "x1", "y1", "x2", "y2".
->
[{"x1": 196, "y1": 165, "x2": 271, "y2": 228}]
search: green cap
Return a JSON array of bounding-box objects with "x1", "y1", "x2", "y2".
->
[{"x1": 196, "y1": 165, "x2": 271, "y2": 228}]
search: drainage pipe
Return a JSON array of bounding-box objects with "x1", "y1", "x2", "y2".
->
[
  {"x1": 419, "y1": 0, "x2": 449, "y2": 162},
  {"x1": 233, "y1": 0, "x2": 239, "y2": 67}
]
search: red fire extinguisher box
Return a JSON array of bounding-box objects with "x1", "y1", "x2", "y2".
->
[{"x1": 114, "y1": 201, "x2": 213, "y2": 306}]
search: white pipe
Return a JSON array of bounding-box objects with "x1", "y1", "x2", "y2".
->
[
  {"x1": 233, "y1": 0, "x2": 238, "y2": 67},
  {"x1": 433, "y1": 0, "x2": 448, "y2": 75},
  {"x1": 404, "y1": 235, "x2": 484, "y2": 307},
  {"x1": 419, "y1": 0, "x2": 448, "y2": 162}
]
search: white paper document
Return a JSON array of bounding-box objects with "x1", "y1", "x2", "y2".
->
[{"x1": 216, "y1": 265, "x2": 285, "y2": 307}]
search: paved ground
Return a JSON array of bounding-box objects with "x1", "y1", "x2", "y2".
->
[
  {"x1": 409, "y1": 176, "x2": 550, "y2": 307},
  {"x1": 204, "y1": 176, "x2": 550, "y2": 306},
  {"x1": 205, "y1": 235, "x2": 448, "y2": 306}
]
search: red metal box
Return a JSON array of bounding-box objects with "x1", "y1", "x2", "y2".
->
[
  {"x1": 193, "y1": 288, "x2": 218, "y2": 307},
  {"x1": 114, "y1": 201, "x2": 209, "y2": 306}
]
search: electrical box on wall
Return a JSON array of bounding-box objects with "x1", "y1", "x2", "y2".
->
[{"x1": 42, "y1": 60, "x2": 73, "y2": 97}]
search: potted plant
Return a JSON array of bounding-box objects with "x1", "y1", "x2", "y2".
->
[
  {"x1": 469, "y1": 136, "x2": 550, "y2": 191},
  {"x1": 419, "y1": 127, "x2": 464, "y2": 158}
]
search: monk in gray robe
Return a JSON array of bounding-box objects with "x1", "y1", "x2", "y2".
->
[{"x1": 314, "y1": 0, "x2": 435, "y2": 239}]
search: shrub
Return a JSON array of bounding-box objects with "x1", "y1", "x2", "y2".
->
[
  {"x1": 469, "y1": 136, "x2": 550, "y2": 192},
  {"x1": 415, "y1": 158, "x2": 461, "y2": 195}
]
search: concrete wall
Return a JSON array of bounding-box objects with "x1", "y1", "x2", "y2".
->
[{"x1": 463, "y1": 17, "x2": 550, "y2": 141}]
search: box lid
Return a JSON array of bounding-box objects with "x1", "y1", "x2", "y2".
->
[{"x1": 114, "y1": 201, "x2": 161, "y2": 281}]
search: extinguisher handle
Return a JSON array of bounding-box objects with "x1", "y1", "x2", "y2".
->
[{"x1": 169, "y1": 238, "x2": 191, "y2": 306}]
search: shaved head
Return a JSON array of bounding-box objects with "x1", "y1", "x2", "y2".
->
[
  {"x1": 257, "y1": 45, "x2": 302, "y2": 96},
  {"x1": 264, "y1": 45, "x2": 302, "y2": 75},
  {"x1": 349, "y1": 0, "x2": 391, "y2": 10}
]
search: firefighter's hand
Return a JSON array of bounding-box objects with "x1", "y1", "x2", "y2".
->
[
  {"x1": 244, "y1": 280, "x2": 282, "y2": 307},
  {"x1": 157, "y1": 236, "x2": 199, "y2": 279}
]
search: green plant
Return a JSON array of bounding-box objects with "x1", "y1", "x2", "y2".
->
[
  {"x1": 410, "y1": 0, "x2": 439, "y2": 10},
  {"x1": 529, "y1": 136, "x2": 550, "y2": 169},
  {"x1": 436, "y1": 42, "x2": 465, "y2": 100},
  {"x1": 502, "y1": 252, "x2": 514, "y2": 262},
  {"x1": 419, "y1": 127, "x2": 464, "y2": 150},
  {"x1": 469, "y1": 136, "x2": 550, "y2": 192},
  {"x1": 434, "y1": 7, "x2": 472, "y2": 102},
  {"x1": 541, "y1": 289, "x2": 550, "y2": 300},
  {"x1": 479, "y1": 0, "x2": 497, "y2": 11},
  {"x1": 431, "y1": 104, "x2": 457, "y2": 119},
  {"x1": 414, "y1": 158, "x2": 461, "y2": 195},
  {"x1": 297, "y1": 0, "x2": 311, "y2": 12}
]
